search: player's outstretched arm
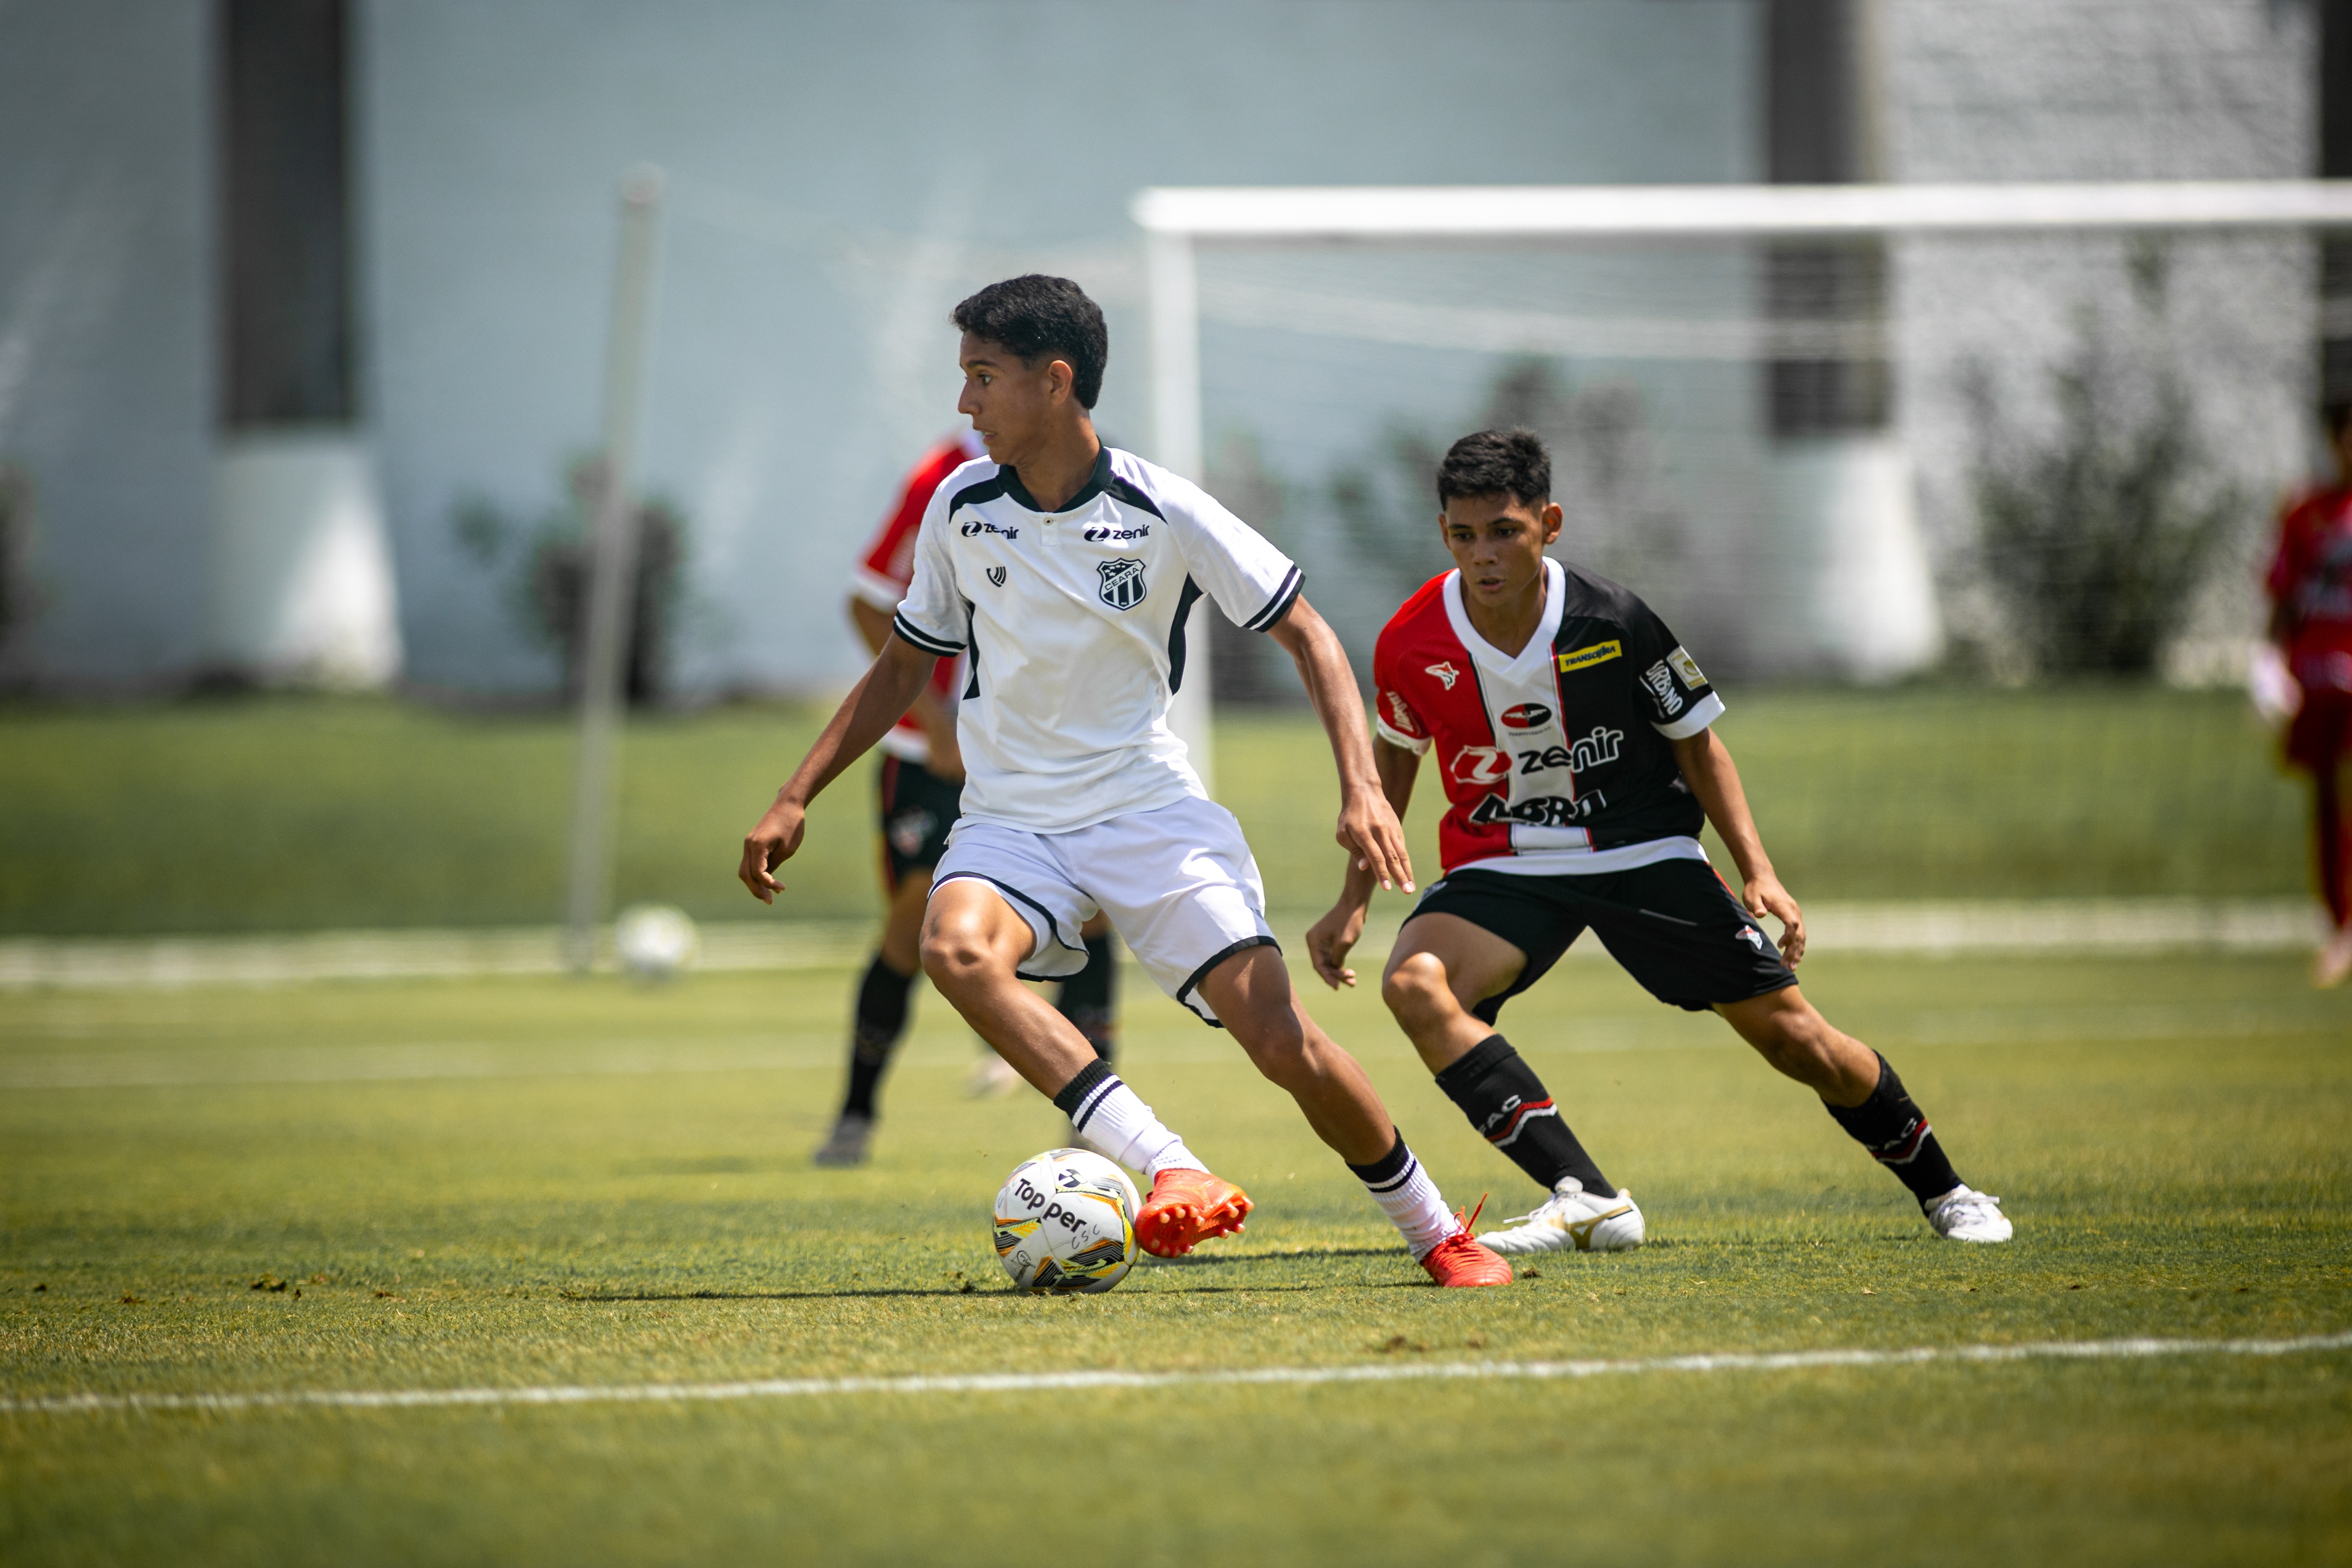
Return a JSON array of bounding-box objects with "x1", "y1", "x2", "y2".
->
[
  {"x1": 738, "y1": 635, "x2": 936, "y2": 905},
  {"x1": 1268, "y1": 597, "x2": 1415, "y2": 899},
  {"x1": 1306, "y1": 737, "x2": 1421, "y2": 989},
  {"x1": 1669, "y1": 727, "x2": 1805, "y2": 965}
]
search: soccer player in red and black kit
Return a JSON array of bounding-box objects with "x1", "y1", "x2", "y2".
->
[
  {"x1": 2263, "y1": 400, "x2": 2352, "y2": 988},
  {"x1": 1307, "y1": 428, "x2": 2012, "y2": 1251},
  {"x1": 812, "y1": 431, "x2": 1121, "y2": 1166}
]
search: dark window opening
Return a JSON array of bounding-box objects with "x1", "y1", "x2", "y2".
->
[{"x1": 219, "y1": 0, "x2": 354, "y2": 427}]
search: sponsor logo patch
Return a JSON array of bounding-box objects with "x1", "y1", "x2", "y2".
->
[
  {"x1": 1667, "y1": 645, "x2": 1707, "y2": 690},
  {"x1": 1556, "y1": 640, "x2": 1622, "y2": 674},
  {"x1": 1083, "y1": 523, "x2": 1150, "y2": 542},
  {"x1": 1096, "y1": 557, "x2": 1148, "y2": 610},
  {"x1": 1425, "y1": 661, "x2": 1461, "y2": 690},
  {"x1": 1499, "y1": 702, "x2": 1553, "y2": 731},
  {"x1": 1449, "y1": 746, "x2": 1513, "y2": 786},
  {"x1": 1642, "y1": 661, "x2": 1684, "y2": 716},
  {"x1": 1384, "y1": 691, "x2": 1421, "y2": 734},
  {"x1": 960, "y1": 518, "x2": 1019, "y2": 539}
]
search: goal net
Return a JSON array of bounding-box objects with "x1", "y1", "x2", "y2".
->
[{"x1": 1138, "y1": 183, "x2": 2348, "y2": 694}]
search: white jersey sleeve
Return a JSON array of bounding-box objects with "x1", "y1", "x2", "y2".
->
[
  {"x1": 1158, "y1": 475, "x2": 1304, "y2": 634},
  {"x1": 888, "y1": 474, "x2": 973, "y2": 657}
]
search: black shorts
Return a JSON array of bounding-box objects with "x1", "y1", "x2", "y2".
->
[
  {"x1": 878, "y1": 755, "x2": 962, "y2": 890},
  {"x1": 1407, "y1": 857, "x2": 1797, "y2": 1022}
]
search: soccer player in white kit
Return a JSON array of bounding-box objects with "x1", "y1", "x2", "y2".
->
[{"x1": 739, "y1": 275, "x2": 1511, "y2": 1286}]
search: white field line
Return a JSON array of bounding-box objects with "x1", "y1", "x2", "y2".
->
[
  {"x1": 0, "y1": 900, "x2": 2322, "y2": 992},
  {"x1": 7, "y1": 1330, "x2": 2348, "y2": 1417}
]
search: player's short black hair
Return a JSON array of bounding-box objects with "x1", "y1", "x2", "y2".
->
[
  {"x1": 1436, "y1": 428, "x2": 1552, "y2": 508},
  {"x1": 951, "y1": 276, "x2": 1108, "y2": 409},
  {"x1": 2325, "y1": 399, "x2": 2352, "y2": 440}
]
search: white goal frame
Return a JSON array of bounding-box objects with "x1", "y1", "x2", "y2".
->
[
  {"x1": 1134, "y1": 179, "x2": 2352, "y2": 484},
  {"x1": 1133, "y1": 179, "x2": 2352, "y2": 745}
]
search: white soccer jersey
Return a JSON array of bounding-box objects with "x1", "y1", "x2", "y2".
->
[{"x1": 890, "y1": 445, "x2": 1302, "y2": 834}]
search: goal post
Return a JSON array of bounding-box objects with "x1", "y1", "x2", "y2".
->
[{"x1": 1132, "y1": 180, "x2": 2352, "y2": 698}]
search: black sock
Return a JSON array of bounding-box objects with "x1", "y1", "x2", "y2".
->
[
  {"x1": 1055, "y1": 933, "x2": 1118, "y2": 1066},
  {"x1": 1432, "y1": 1034, "x2": 1614, "y2": 1196},
  {"x1": 1823, "y1": 1051, "x2": 1963, "y2": 1205},
  {"x1": 840, "y1": 954, "x2": 915, "y2": 1120}
]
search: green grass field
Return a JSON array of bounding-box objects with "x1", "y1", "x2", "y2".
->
[
  {"x1": 0, "y1": 686, "x2": 2312, "y2": 937},
  {"x1": 4, "y1": 947, "x2": 2346, "y2": 1564}
]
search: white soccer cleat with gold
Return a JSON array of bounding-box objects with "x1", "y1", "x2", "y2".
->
[
  {"x1": 1475, "y1": 1178, "x2": 1644, "y2": 1255},
  {"x1": 1925, "y1": 1185, "x2": 2012, "y2": 1243}
]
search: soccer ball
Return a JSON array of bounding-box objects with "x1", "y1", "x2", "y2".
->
[
  {"x1": 614, "y1": 903, "x2": 699, "y2": 979},
  {"x1": 992, "y1": 1148, "x2": 1142, "y2": 1294}
]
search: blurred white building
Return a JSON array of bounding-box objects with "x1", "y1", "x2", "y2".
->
[{"x1": 0, "y1": 1, "x2": 2332, "y2": 694}]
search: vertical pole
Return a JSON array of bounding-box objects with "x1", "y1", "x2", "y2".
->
[
  {"x1": 563, "y1": 165, "x2": 663, "y2": 974},
  {"x1": 1145, "y1": 224, "x2": 1216, "y2": 794}
]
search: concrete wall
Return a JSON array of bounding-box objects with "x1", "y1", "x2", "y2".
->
[
  {"x1": 357, "y1": 0, "x2": 1752, "y2": 696},
  {"x1": 0, "y1": 0, "x2": 213, "y2": 685},
  {"x1": 1883, "y1": 0, "x2": 2319, "y2": 674}
]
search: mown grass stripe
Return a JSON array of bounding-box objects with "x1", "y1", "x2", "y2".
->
[{"x1": 9, "y1": 1330, "x2": 2347, "y2": 1416}]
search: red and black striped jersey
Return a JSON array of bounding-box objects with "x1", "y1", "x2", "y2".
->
[
  {"x1": 849, "y1": 431, "x2": 984, "y2": 763},
  {"x1": 1373, "y1": 558, "x2": 1725, "y2": 878}
]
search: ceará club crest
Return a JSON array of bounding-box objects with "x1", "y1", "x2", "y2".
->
[{"x1": 1096, "y1": 558, "x2": 1147, "y2": 610}]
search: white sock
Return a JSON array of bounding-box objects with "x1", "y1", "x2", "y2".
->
[
  {"x1": 1349, "y1": 1135, "x2": 1460, "y2": 1259},
  {"x1": 1061, "y1": 1069, "x2": 1206, "y2": 1179}
]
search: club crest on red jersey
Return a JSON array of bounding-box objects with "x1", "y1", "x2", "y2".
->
[
  {"x1": 1425, "y1": 661, "x2": 1461, "y2": 690},
  {"x1": 1096, "y1": 557, "x2": 1147, "y2": 610}
]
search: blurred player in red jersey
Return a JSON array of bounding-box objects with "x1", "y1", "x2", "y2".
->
[
  {"x1": 813, "y1": 431, "x2": 1121, "y2": 1166},
  {"x1": 2263, "y1": 401, "x2": 2352, "y2": 987}
]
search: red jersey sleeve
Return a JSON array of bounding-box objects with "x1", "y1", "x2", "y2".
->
[
  {"x1": 851, "y1": 441, "x2": 965, "y2": 610},
  {"x1": 2265, "y1": 497, "x2": 2311, "y2": 607},
  {"x1": 1372, "y1": 605, "x2": 1434, "y2": 754}
]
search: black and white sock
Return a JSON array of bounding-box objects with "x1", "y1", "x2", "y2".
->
[
  {"x1": 1051, "y1": 1060, "x2": 1204, "y2": 1178},
  {"x1": 1053, "y1": 932, "x2": 1118, "y2": 1066},
  {"x1": 839, "y1": 953, "x2": 915, "y2": 1121},
  {"x1": 1347, "y1": 1132, "x2": 1459, "y2": 1260},
  {"x1": 1433, "y1": 1034, "x2": 1615, "y2": 1196},
  {"x1": 1823, "y1": 1051, "x2": 1963, "y2": 1206}
]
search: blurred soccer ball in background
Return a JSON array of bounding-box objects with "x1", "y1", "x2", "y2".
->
[
  {"x1": 614, "y1": 903, "x2": 700, "y2": 980},
  {"x1": 993, "y1": 1148, "x2": 1141, "y2": 1294}
]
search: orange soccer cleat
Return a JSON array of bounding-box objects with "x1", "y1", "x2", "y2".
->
[
  {"x1": 1134, "y1": 1167, "x2": 1252, "y2": 1258},
  {"x1": 1419, "y1": 1199, "x2": 1514, "y2": 1287}
]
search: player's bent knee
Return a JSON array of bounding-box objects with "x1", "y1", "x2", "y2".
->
[
  {"x1": 1379, "y1": 953, "x2": 1453, "y2": 1022},
  {"x1": 918, "y1": 925, "x2": 1008, "y2": 995}
]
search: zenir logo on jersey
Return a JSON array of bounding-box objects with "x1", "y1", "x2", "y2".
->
[
  {"x1": 1096, "y1": 557, "x2": 1147, "y2": 610},
  {"x1": 986, "y1": 566, "x2": 1008, "y2": 587},
  {"x1": 960, "y1": 518, "x2": 1019, "y2": 539},
  {"x1": 1556, "y1": 640, "x2": 1621, "y2": 674}
]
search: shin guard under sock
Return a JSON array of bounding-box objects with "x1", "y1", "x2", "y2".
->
[
  {"x1": 1434, "y1": 1034, "x2": 1614, "y2": 1196},
  {"x1": 1346, "y1": 1132, "x2": 1458, "y2": 1259},
  {"x1": 1051, "y1": 1060, "x2": 1204, "y2": 1177},
  {"x1": 1823, "y1": 1051, "x2": 1962, "y2": 1204},
  {"x1": 1054, "y1": 933, "x2": 1118, "y2": 1065},
  {"x1": 840, "y1": 954, "x2": 914, "y2": 1120}
]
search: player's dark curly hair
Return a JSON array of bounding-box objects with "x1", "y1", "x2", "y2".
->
[
  {"x1": 1435, "y1": 428, "x2": 1552, "y2": 507},
  {"x1": 951, "y1": 276, "x2": 1108, "y2": 408}
]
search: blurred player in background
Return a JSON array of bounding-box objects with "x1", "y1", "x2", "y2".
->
[
  {"x1": 813, "y1": 430, "x2": 1121, "y2": 1166},
  {"x1": 2263, "y1": 401, "x2": 2352, "y2": 988},
  {"x1": 1309, "y1": 428, "x2": 2012, "y2": 1252},
  {"x1": 748, "y1": 276, "x2": 1509, "y2": 1284}
]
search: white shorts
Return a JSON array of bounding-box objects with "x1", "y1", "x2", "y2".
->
[{"x1": 932, "y1": 794, "x2": 1278, "y2": 1026}]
